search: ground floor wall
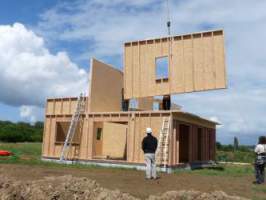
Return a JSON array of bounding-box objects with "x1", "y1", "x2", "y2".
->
[{"x1": 42, "y1": 112, "x2": 216, "y2": 167}]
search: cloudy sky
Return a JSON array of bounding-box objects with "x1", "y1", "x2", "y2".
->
[{"x1": 0, "y1": 0, "x2": 265, "y2": 144}]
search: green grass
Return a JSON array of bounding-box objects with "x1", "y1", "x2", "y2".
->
[
  {"x1": 0, "y1": 143, "x2": 257, "y2": 176},
  {"x1": 0, "y1": 142, "x2": 41, "y2": 164},
  {"x1": 0, "y1": 142, "x2": 136, "y2": 171},
  {"x1": 216, "y1": 150, "x2": 255, "y2": 163}
]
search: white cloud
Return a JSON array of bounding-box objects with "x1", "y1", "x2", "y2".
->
[
  {"x1": 0, "y1": 23, "x2": 88, "y2": 122},
  {"x1": 35, "y1": 0, "x2": 266, "y2": 144},
  {"x1": 19, "y1": 105, "x2": 43, "y2": 124}
]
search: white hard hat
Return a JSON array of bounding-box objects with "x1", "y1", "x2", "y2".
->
[{"x1": 146, "y1": 127, "x2": 152, "y2": 134}]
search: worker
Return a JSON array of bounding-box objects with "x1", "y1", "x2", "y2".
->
[
  {"x1": 254, "y1": 136, "x2": 266, "y2": 184},
  {"x1": 142, "y1": 127, "x2": 158, "y2": 180}
]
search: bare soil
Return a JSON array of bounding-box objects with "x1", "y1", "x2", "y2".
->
[{"x1": 0, "y1": 164, "x2": 264, "y2": 200}]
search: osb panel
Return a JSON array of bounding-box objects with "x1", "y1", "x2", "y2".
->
[
  {"x1": 48, "y1": 118, "x2": 56, "y2": 157},
  {"x1": 46, "y1": 101, "x2": 54, "y2": 115},
  {"x1": 54, "y1": 101, "x2": 62, "y2": 115},
  {"x1": 89, "y1": 58, "x2": 123, "y2": 112},
  {"x1": 79, "y1": 119, "x2": 89, "y2": 159},
  {"x1": 62, "y1": 100, "x2": 70, "y2": 115},
  {"x1": 102, "y1": 122, "x2": 127, "y2": 158},
  {"x1": 45, "y1": 98, "x2": 85, "y2": 116},
  {"x1": 138, "y1": 97, "x2": 153, "y2": 111},
  {"x1": 124, "y1": 30, "x2": 226, "y2": 99},
  {"x1": 42, "y1": 111, "x2": 216, "y2": 164},
  {"x1": 42, "y1": 118, "x2": 51, "y2": 157},
  {"x1": 127, "y1": 117, "x2": 135, "y2": 162},
  {"x1": 133, "y1": 116, "x2": 141, "y2": 162},
  {"x1": 173, "y1": 112, "x2": 216, "y2": 129},
  {"x1": 93, "y1": 122, "x2": 103, "y2": 156},
  {"x1": 70, "y1": 99, "x2": 78, "y2": 113}
]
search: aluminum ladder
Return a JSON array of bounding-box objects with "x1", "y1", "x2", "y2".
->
[
  {"x1": 156, "y1": 116, "x2": 171, "y2": 170},
  {"x1": 59, "y1": 93, "x2": 86, "y2": 162}
]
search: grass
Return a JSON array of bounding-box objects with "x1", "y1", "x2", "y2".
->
[
  {"x1": 0, "y1": 142, "x2": 41, "y2": 164},
  {"x1": 216, "y1": 150, "x2": 255, "y2": 163},
  {"x1": 0, "y1": 143, "x2": 258, "y2": 176},
  {"x1": 0, "y1": 142, "x2": 137, "y2": 171}
]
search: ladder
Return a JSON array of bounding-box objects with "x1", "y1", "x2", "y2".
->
[
  {"x1": 59, "y1": 93, "x2": 86, "y2": 162},
  {"x1": 156, "y1": 116, "x2": 171, "y2": 170}
]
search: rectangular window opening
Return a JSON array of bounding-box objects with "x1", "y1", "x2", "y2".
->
[
  {"x1": 155, "y1": 56, "x2": 169, "y2": 81},
  {"x1": 96, "y1": 128, "x2": 102, "y2": 140}
]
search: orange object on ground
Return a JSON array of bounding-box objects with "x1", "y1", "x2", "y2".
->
[{"x1": 0, "y1": 150, "x2": 12, "y2": 156}]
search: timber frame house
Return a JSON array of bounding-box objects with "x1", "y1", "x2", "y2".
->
[{"x1": 42, "y1": 29, "x2": 226, "y2": 171}]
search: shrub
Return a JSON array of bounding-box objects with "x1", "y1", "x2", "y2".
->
[{"x1": 0, "y1": 121, "x2": 43, "y2": 142}]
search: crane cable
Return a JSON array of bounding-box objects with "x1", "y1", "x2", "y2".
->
[
  {"x1": 166, "y1": 0, "x2": 171, "y2": 36},
  {"x1": 165, "y1": 0, "x2": 173, "y2": 76}
]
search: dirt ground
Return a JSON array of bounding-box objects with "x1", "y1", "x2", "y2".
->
[{"x1": 0, "y1": 164, "x2": 264, "y2": 200}]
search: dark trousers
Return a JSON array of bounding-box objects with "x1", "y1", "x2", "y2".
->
[{"x1": 255, "y1": 163, "x2": 265, "y2": 184}]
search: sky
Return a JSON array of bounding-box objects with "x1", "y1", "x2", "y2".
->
[{"x1": 0, "y1": 0, "x2": 265, "y2": 144}]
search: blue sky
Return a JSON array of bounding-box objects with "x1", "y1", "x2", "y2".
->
[{"x1": 0, "y1": 0, "x2": 266, "y2": 145}]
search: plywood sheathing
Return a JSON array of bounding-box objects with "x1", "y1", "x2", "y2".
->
[
  {"x1": 88, "y1": 58, "x2": 123, "y2": 112},
  {"x1": 124, "y1": 30, "x2": 227, "y2": 99},
  {"x1": 138, "y1": 97, "x2": 153, "y2": 110},
  {"x1": 43, "y1": 108, "x2": 217, "y2": 166},
  {"x1": 46, "y1": 97, "x2": 88, "y2": 116},
  {"x1": 102, "y1": 122, "x2": 127, "y2": 159}
]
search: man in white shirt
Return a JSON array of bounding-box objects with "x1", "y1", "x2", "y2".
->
[{"x1": 254, "y1": 136, "x2": 266, "y2": 184}]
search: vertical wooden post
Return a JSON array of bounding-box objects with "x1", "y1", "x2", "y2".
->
[{"x1": 87, "y1": 119, "x2": 94, "y2": 159}]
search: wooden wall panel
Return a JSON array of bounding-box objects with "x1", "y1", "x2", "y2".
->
[
  {"x1": 45, "y1": 98, "x2": 88, "y2": 116},
  {"x1": 88, "y1": 58, "x2": 123, "y2": 112},
  {"x1": 42, "y1": 118, "x2": 51, "y2": 157},
  {"x1": 48, "y1": 118, "x2": 56, "y2": 157},
  {"x1": 132, "y1": 44, "x2": 140, "y2": 97},
  {"x1": 171, "y1": 37, "x2": 184, "y2": 93},
  {"x1": 139, "y1": 42, "x2": 147, "y2": 97},
  {"x1": 102, "y1": 122, "x2": 127, "y2": 158},
  {"x1": 62, "y1": 100, "x2": 70, "y2": 115},
  {"x1": 147, "y1": 41, "x2": 155, "y2": 96},
  {"x1": 70, "y1": 99, "x2": 77, "y2": 113},
  {"x1": 46, "y1": 101, "x2": 54, "y2": 115},
  {"x1": 42, "y1": 111, "x2": 216, "y2": 165},
  {"x1": 183, "y1": 35, "x2": 194, "y2": 92},
  {"x1": 127, "y1": 117, "x2": 135, "y2": 162},
  {"x1": 79, "y1": 119, "x2": 89, "y2": 159},
  {"x1": 138, "y1": 97, "x2": 153, "y2": 110},
  {"x1": 124, "y1": 30, "x2": 226, "y2": 99},
  {"x1": 203, "y1": 32, "x2": 215, "y2": 90},
  {"x1": 213, "y1": 31, "x2": 227, "y2": 88},
  {"x1": 193, "y1": 34, "x2": 204, "y2": 90},
  {"x1": 173, "y1": 112, "x2": 216, "y2": 129},
  {"x1": 133, "y1": 116, "x2": 141, "y2": 162},
  {"x1": 54, "y1": 101, "x2": 62, "y2": 115},
  {"x1": 124, "y1": 45, "x2": 133, "y2": 98}
]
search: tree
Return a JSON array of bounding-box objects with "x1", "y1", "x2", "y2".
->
[
  {"x1": 0, "y1": 120, "x2": 43, "y2": 142},
  {"x1": 233, "y1": 136, "x2": 239, "y2": 151}
]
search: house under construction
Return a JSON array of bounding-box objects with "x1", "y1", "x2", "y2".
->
[{"x1": 42, "y1": 29, "x2": 226, "y2": 171}]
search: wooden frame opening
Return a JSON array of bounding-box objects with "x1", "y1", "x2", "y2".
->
[
  {"x1": 155, "y1": 56, "x2": 169, "y2": 83},
  {"x1": 55, "y1": 121, "x2": 81, "y2": 144},
  {"x1": 197, "y1": 127, "x2": 203, "y2": 161},
  {"x1": 179, "y1": 124, "x2": 190, "y2": 163},
  {"x1": 93, "y1": 121, "x2": 128, "y2": 161}
]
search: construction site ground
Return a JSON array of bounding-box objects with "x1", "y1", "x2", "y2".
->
[{"x1": 0, "y1": 163, "x2": 265, "y2": 200}]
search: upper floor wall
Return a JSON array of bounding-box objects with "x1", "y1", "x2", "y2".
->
[{"x1": 124, "y1": 29, "x2": 227, "y2": 99}]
